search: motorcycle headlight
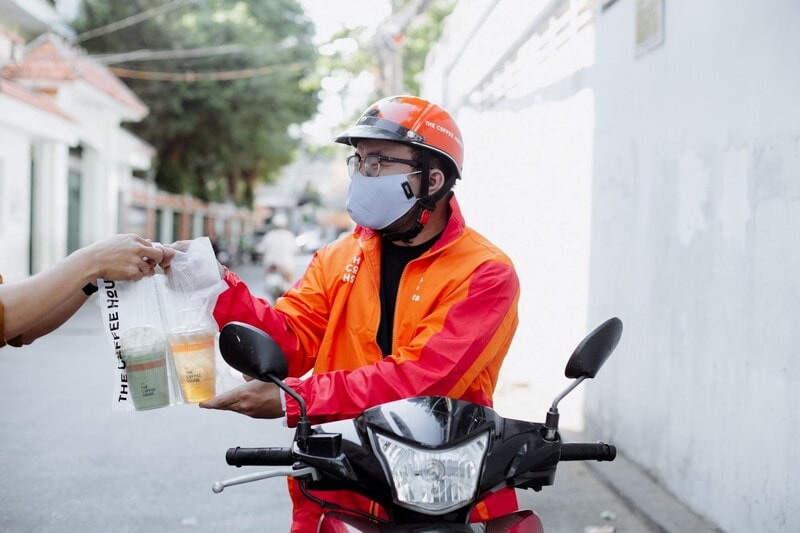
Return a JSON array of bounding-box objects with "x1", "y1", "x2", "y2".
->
[{"x1": 374, "y1": 431, "x2": 489, "y2": 515}]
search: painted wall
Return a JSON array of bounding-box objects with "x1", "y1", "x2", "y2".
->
[
  {"x1": 424, "y1": 0, "x2": 799, "y2": 530},
  {"x1": 585, "y1": 1, "x2": 800, "y2": 531},
  {"x1": 422, "y1": 0, "x2": 597, "y2": 430},
  {"x1": 0, "y1": 125, "x2": 33, "y2": 279},
  {"x1": 0, "y1": 90, "x2": 75, "y2": 279}
]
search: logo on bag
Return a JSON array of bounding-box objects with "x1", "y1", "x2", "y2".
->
[
  {"x1": 342, "y1": 255, "x2": 361, "y2": 284},
  {"x1": 101, "y1": 280, "x2": 129, "y2": 402}
]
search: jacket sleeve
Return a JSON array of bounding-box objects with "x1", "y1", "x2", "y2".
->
[
  {"x1": 213, "y1": 260, "x2": 331, "y2": 377},
  {"x1": 213, "y1": 269, "x2": 313, "y2": 373},
  {"x1": 282, "y1": 260, "x2": 520, "y2": 426}
]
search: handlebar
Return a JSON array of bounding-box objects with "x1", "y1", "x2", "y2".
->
[
  {"x1": 226, "y1": 447, "x2": 293, "y2": 467},
  {"x1": 560, "y1": 442, "x2": 616, "y2": 462}
]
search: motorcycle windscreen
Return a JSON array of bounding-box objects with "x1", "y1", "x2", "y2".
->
[{"x1": 359, "y1": 396, "x2": 502, "y2": 446}]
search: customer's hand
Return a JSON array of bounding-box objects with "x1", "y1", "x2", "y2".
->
[
  {"x1": 200, "y1": 380, "x2": 285, "y2": 419},
  {"x1": 82, "y1": 234, "x2": 164, "y2": 281}
]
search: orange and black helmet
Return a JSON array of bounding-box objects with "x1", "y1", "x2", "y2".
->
[{"x1": 334, "y1": 95, "x2": 464, "y2": 179}]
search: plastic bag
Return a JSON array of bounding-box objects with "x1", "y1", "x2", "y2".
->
[{"x1": 98, "y1": 237, "x2": 238, "y2": 411}]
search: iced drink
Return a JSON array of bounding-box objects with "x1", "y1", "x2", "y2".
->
[
  {"x1": 120, "y1": 326, "x2": 170, "y2": 410},
  {"x1": 169, "y1": 327, "x2": 216, "y2": 403}
]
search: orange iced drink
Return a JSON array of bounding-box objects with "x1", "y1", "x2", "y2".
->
[{"x1": 168, "y1": 327, "x2": 216, "y2": 403}]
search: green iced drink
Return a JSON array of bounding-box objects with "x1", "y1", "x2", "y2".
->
[{"x1": 121, "y1": 326, "x2": 170, "y2": 410}]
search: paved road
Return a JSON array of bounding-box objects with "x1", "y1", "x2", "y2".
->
[{"x1": 1, "y1": 257, "x2": 707, "y2": 532}]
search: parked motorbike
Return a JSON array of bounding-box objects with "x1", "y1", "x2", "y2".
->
[
  {"x1": 214, "y1": 239, "x2": 241, "y2": 268},
  {"x1": 211, "y1": 317, "x2": 622, "y2": 532},
  {"x1": 264, "y1": 264, "x2": 290, "y2": 301}
]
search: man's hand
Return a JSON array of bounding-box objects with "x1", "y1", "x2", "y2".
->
[
  {"x1": 199, "y1": 380, "x2": 285, "y2": 419},
  {"x1": 157, "y1": 240, "x2": 192, "y2": 274}
]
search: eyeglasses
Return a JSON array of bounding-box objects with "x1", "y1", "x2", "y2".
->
[{"x1": 346, "y1": 153, "x2": 418, "y2": 178}]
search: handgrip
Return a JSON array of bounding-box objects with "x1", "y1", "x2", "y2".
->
[
  {"x1": 226, "y1": 447, "x2": 293, "y2": 466},
  {"x1": 560, "y1": 442, "x2": 616, "y2": 462}
]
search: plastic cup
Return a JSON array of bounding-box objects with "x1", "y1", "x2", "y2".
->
[
  {"x1": 168, "y1": 326, "x2": 217, "y2": 403},
  {"x1": 120, "y1": 326, "x2": 170, "y2": 411}
]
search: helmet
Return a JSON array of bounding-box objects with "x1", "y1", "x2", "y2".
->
[
  {"x1": 271, "y1": 213, "x2": 289, "y2": 228},
  {"x1": 334, "y1": 95, "x2": 463, "y2": 179}
]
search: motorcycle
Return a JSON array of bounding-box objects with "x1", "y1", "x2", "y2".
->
[
  {"x1": 264, "y1": 263, "x2": 290, "y2": 301},
  {"x1": 211, "y1": 317, "x2": 623, "y2": 532}
]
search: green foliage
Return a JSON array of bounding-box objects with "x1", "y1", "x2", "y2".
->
[
  {"x1": 402, "y1": 0, "x2": 455, "y2": 95},
  {"x1": 73, "y1": 0, "x2": 319, "y2": 206},
  {"x1": 300, "y1": 0, "x2": 455, "y2": 157}
]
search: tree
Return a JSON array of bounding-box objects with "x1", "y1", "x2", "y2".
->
[
  {"x1": 300, "y1": 0, "x2": 455, "y2": 153},
  {"x1": 400, "y1": 0, "x2": 455, "y2": 96},
  {"x1": 73, "y1": 0, "x2": 319, "y2": 206}
]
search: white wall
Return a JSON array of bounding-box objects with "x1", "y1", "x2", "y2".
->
[
  {"x1": 30, "y1": 140, "x2": 69, "y2": 272},
  {"x1": 424, "y1": 0, "x2": 799, "y2": 530},
  {"x1": 60, "y1": 83, "x2": 130, "y2": 247},
  {"x1": 0, "y1": 90, "x2": 76, "y2": 278},
  {"x1": 0, "y1": 125, "x2": 33, "y2": 279},
  {"x1": 422, "y1": 0, "x2": 597, "y2": 429},
  {"x1": 585, "y1": 1, "x2": 800, "y2": 531}
]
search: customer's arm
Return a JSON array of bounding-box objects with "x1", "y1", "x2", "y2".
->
[{"x1": 0, "y1": 234, "x2": 163, "y2": 345}]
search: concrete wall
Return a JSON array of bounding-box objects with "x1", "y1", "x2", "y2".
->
[
  {"x1": 0, "y1": 89, "x2": 75, "y2": 279},
  {"x1": 58, "y1": 83, "x2": 131, "y2": 248},
  {"x1": 422, "y1": 0, "x2": 597, "y2": 431},
  {"x1": 585, "y1": 1, "x2": 800, "y2": 531},
  {"x1": 424, "y1": 0, "x2": 798, "y2": 530},
  {"x1": 30, "y1": 140, "x2": 70, "y2": 272},
  {"x1": 0, "y1": 125, "x2": 34, "y2": 280}
]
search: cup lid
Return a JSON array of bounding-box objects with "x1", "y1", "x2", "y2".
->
[{"x1": 121, "y1": 324, "x2": 166, "y2": 349}]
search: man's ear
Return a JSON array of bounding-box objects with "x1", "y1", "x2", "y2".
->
[{"x1": 426, "y1": 167, "x2": 446, "y2": 196}]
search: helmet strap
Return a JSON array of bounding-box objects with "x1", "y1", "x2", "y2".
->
[
  {"x1": 418, "y1": 149, "x2": 431, "y2": 198},
  {"x1": 381, "y1": 202, "x2": 428, "y2": 243},
  {"x1": 382, "y1": 150, "x2": 435, "y2": 243},
  {"x1": 380, "y1": 151, "x2": 461, "y2": 244}
]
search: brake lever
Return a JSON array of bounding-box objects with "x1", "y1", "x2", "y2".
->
[{"x1": 212, "y1": 466, "x2": 319, "y2": 493}]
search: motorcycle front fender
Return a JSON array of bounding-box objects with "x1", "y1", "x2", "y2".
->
[
  {"x1": 481, "y1": 510, "x2": 543, "y2": 533},
  {"x1": 318, "y1": 510, "x2": 542, "y2": 533}
]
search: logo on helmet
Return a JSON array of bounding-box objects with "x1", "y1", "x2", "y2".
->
[{"x1": 424, "y1": 120, "x2": 462, "y2": 148}]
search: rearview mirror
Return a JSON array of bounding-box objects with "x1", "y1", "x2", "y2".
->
[
  {"x1": 564, "y1": 317, "x2": 622, "y2": 379},
  {"x1": 218, "y1": 322, "x2": 289, "y2": 381}
]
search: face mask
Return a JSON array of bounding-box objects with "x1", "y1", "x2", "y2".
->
[{"x1": 346, "y1": 171, "x2": 418, "y2": 230}]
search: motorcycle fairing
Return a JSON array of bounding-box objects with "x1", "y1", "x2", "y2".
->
[
  {"x1": 318, "y1": 509, "x2": 543, "y2": 532},
  {"x1": 306, "y1": 397, "x2": 562, "y2": 523}
]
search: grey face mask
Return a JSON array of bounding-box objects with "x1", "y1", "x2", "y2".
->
[{"x1": 346, "y1": 170, "x2": 420, "y2": 230}]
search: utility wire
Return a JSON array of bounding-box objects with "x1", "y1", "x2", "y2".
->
[
  {"x1": 75, "y1": 0, "x2": 197, "y2": 43},
  {"x1": 109, "y1": 61, "x2": 309, "y2": 82},
  {"x1": 90, "y1": 42, "x2": 288, "y2": 65}
]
